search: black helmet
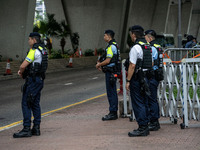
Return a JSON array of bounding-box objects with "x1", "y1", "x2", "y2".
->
[
  {"x1": 29, "y1": 32, "x2": 41, "y2": 38},
  {"x1": 104, "y1": 29, "x2": 115, "y2": 38},
  {"x1": 144, "y1": 30, "x2": 157, "y2": 38},
  {"x1": 129, "y1": 25, "x2": 144, "y2": 32}
]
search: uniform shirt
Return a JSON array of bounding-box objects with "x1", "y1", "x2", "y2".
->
[
  {"x1": 106, "y1": 44, "x2": 117, "y2": 67},
  {"x1": 129, "y1": 44, "x2": 143, "y2": 65},
  {"x1": 26, "y1": 48, "x2": 42, "y2": 66},
  {"x1": 129, "y1": 44, "x2": 154, "y2": 71},
  {"x1": 151, "y1": 46, "x2": 158, "y2": 70}
]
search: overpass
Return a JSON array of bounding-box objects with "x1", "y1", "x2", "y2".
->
[{"x1": 0, "y1": 0, "x2": 199, "y2": 60}]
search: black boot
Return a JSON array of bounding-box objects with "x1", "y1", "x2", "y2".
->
[
  {"x1": 32, "y1": 124, "x2": 40, "y2": 136},
  {"x1": 148, "y1": 120, "x2": 160, "y2": 131},
  {"x1": 102, "y1": 111, "x2": 118, "y2": 121},
  {"x1": 128, "y1": 125, "x2": 150, "y2": 137},
  {"x1": 13, "y1": 126, "x2": 32, "y2": 138}
]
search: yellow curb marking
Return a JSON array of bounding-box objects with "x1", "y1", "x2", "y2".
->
[{"x1": 0, "y1": 93, "x2": 108, "y2": 132}]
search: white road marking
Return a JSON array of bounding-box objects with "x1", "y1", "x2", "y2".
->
[
  {"x1": 64, "y1": 83, "x2": 73, "y2": 85},
  {"x1": 92, "y1": 77, "x2": 98, "y2": 80}
]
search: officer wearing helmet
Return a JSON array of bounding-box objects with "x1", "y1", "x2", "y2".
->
[
  {"x1": 145, "y1": 29, "x2": 162, "y2": 131},
  {"x1": 13, "y1": 32, "x2": 48, "y2": 138},
  {"x1": 126, "y1": 25, "x2": 152, "y2": 137},
  {"x1": 96, "y1": 30, "x2": 120, "y2": 121}
]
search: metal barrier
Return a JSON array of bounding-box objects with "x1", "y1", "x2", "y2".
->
[{"x1": 122, "y1": 48, "x2": 200, "y2": 129}]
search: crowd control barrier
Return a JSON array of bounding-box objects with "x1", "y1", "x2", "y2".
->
[{"x1": 122, "y1": 48, "x2": 200, "y2": 129}]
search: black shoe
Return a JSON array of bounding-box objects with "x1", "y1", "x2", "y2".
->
[
  {"x1": 13, "y1": 126, "x2": 32, "y2": 138},
  {"x1": 31, "y1": 125, "x2": 40, "y2": 136},
  {"x1": 102, "y1": 112, "x2": 118, "y2": 121},
  {"x1": 128, "y1": 125, "x2": 150, "y2": 137},
  {"x1": 149, "y1": 121, "x2": 160, "y2": 131}
]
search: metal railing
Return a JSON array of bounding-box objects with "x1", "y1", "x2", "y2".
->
[{"x1": 122, "y1": 48, "x2": 200, "y2": 129}]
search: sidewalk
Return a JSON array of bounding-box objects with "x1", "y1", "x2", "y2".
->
[{"x1": 0, "y1": 95, "x2": 200, "y2": 150}]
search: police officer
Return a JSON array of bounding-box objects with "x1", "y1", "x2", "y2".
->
[
  {"x1": 126, "y1": 25, "x2": 152, "y2": 137},
  {"x1": 13, "y1": 32, "x2": 48, "y2": 138},
  {"x1": 144, "y1": 30, "x2": 161, "y2": 131},
  {"x1": 96, "y1": 30, "x2": 119, "y2": 121}
]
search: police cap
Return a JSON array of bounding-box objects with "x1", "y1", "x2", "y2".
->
[
  {"x1": 144, "y1": 30, "x2": 157, "y2": 37},
  {"x1": 187, "y1": 35, "x2": 194, "y2": 41},
  {"x1": 104, "y1": 29, "x2": 115, "y2": 38},
  {"x1": 29, "y1": 32, "x2": 41, "y2": 38},
  {"x1": 129, "y1": 25, "x2": 144, "y2": 32}
]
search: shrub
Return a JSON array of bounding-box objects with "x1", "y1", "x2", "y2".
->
[
  {"x1": 49, "y1": 49, "x2": 62, "y2": 59},
  {"x1": 84, "y1": 49, "x2": 94, "y2": 56}
]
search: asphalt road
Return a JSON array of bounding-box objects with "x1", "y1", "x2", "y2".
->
[{"x1": 0, "y1": 67, "x2": 108, "y2": 127}]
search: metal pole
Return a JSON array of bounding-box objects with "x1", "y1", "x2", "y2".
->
[
  {"x1": 122, "y1": 59, "x2": 128, "y2": 116},
  {"x1": 183, "y1": 60, "x2": 188, "y2": 127},
  {"x1": 178, "y1": 0, "x2": 182, "y2": 48}
]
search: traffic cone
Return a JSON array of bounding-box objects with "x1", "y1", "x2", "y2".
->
[
  {"x1": 66, "y1": 56, "x2": 73, "y2": 68},
  {"x1": 79, "y1": 48, "x2": 83, "y2": 57},
  {"x1": 94, "y1": 48, "x2": 97, "y2": 56},
  {"x1": 75, "y1": 49, "x2": 79, "y2": 57},
  {"x1": 4, "y1": 59, "x2": 12, "y2": 75}
]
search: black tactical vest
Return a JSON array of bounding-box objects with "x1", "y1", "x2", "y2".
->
[
  {"x1": 27, "y1": 43, "x2": 48, "y2": 79},
  {"x1": 100, "y1": 40, "x2": 121, "y2": 74},
  {"x1": 135, "y1": 39, "x2": 152, "y2": 70},
  {"x1": 152, "y1": 42, "x2": 163, "y2": 68}
]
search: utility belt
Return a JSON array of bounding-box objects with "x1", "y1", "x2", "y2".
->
[
  {"x1": 102, "y1": 66, "x2": 115, "y2": 73},
  {"x1": 134, "y1": 68, "x2": 163, "y2": 81},
  {"x1": 23, "y1": 71, "x2": 45, "y2": 80},
  {"x1": 133, "y1": 69, "x2": 154, "y2": 80}
]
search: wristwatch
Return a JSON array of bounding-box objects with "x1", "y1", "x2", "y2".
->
[{"x1": 126, "y1": 79, "x2": 130, "y2": 82}]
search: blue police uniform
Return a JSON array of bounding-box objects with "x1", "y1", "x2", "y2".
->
[
  {"x1": 147, "y1": 45, "x2": 160, "y2": 122},
  {"x1": 105, "y1": 42, "x2": 118, "y2": 112},
  {"x1": 129, "y1": 39, "x2": 150, "y2": 127},
  {"x1": 22, "y1": 46, "x2": 44, "y2": 127},
  {"x1": 13, "y1": 32, "x2": 48, "y2": 138}
]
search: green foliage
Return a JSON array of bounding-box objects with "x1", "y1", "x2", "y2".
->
[
  {"x1": 49, "y1": 49, "x2": 70, "y2": 59},
  {"x1": 48, "y1": 49, "x2": 62, "y2": 59},
  {"x1": 33, "y1": 13, "x2": 60, "y2": 37},
  {"x1": 84, "y1": 49, "x2": 94, "y2": 56}
]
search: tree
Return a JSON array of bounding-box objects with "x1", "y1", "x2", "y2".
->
[
  {"x1": 56, "y1": 20, "x2": 71, "y2": 55},
  {"x1": 33, "y1": 13, "x2": 60, "y2": 55}
]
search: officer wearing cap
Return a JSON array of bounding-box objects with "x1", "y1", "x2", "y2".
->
[
  {"x1": 144, "y1": 29, "x2": 161, "y2": 131},
  {"x1": 126, "y1": 25, "x2": 152, "y2": 137},
  {"x1": 96, "y1": 30, "x2": 119, "y2": 121},
  {"x1": 185, "y1": 35, "x2": 195, "y2": 48},
  {"x1": 13, "y1": 32, "x2": 48, "y2": 138}
]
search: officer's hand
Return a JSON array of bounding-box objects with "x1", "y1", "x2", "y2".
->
[
  {"x1": 18, "y1": 70, "x2": 22, "y2": 78},
  {"x1": 96, "y1": 63, "x2": 100, "y2": 69},
  {"x1": 126, "y1": 82, "x2": 130, "y2": 91}
]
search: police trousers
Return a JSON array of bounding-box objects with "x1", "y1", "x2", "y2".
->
[
  {"x1": 22, "y1": 76, "x2": 44, "y2": 127},
  {"x1": 105, "y1": 71, "x2": 118, "y2": 112},
  {"x1": 147, "y1": 77, "x2": 160, "y2": 122},
  {"x1": 130, "y1": 78, "x2": 149, "y2": 126}
]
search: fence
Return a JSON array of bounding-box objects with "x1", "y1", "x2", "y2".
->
[{"x1": 122, "y1": 48, "x2": 200, "y2": 129}]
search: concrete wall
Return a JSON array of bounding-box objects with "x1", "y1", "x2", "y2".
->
[
  {"x1": 128, "y1": 0, "x2": 157, "y2": 30},
  {"x1": 151, "y1": 0, "x2": 170, "y2": 34},
  {"x1": 61, "y1": 0, "x2": 125, "y2": 51},
  {"x1": 188, "y1": 0, "x2": 200, "y2": 40},
  {"x1": 0, "y1": 0, "x2": 200, "y2": 60},
  {"x1": 0, "y1": 0, "x2": 36, "y2": 61}
]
